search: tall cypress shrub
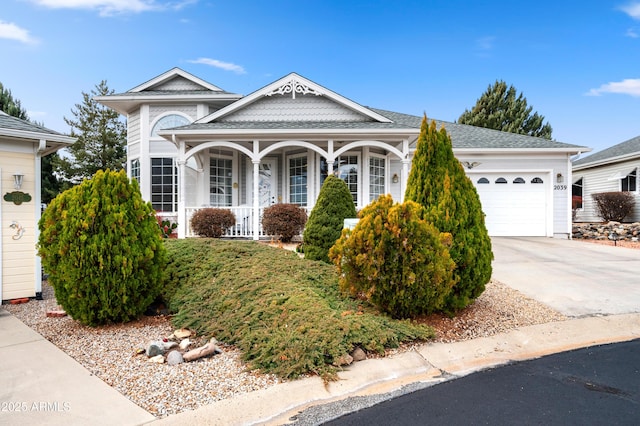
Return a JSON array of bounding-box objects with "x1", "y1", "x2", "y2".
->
[
  {"x1": 38, "y1": 169, "x2": 166, "y2": 326},
  {"x1": 303, "y1": 175, "x2": 357, "y2": 263},
  {"x1": 405, "y1": 116, "x2": 493, "y2": 311}
]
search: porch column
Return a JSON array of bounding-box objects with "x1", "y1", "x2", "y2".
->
[
  {"x1": 400, "y1": 139, "x2": 410, "y2": 202},
  {"x1": 177, "y1": 140, "x2": 187, "y2": 239},
  {"x1": 327, "y1": 140, "x2": 334, "y2": 175},
  {"x1": 252, "y1": 141, "x2": 260, "y2": 241}
]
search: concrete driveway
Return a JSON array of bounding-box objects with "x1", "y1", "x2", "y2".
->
[{"x1": 491, "y1": 237, "x2": 640, "y2": 317}]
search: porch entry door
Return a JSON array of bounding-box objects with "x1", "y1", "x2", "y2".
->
[{"x1": 258, "y1": 158, "x2": 278, "y2": 207}]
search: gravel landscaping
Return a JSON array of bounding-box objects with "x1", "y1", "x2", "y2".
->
[{"x1": 3, "y1": 277, "x2": 567, "y2": 418}]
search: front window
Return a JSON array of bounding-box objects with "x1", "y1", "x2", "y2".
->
[
  {"x1": 321, "y1": 155, "x2": 359, "y2": 204},
  {"x1": 210, "y1": 157, "x2": 233, "y2": 206},
  {"x1": 369, "y1": 156, "x2": 386, "y2": 202},
  {"x1": 289, "y1": 156, "x2": 307, "y2": 206},
  {"x1": 151, "y1": 158, "x2": 177, "y2": 212},
  {"x1": 130, "y1": 158, "x2": 140, "y2": 184},
  {"x1": 572, "y1": 178, "x2": 583, "y2": 209},
  {"x1": 151, "y1": 114, "x2": 190, "y2": 137},
  {"x1": 622, "y1": 170, "x2": 637, "y2": 192}
]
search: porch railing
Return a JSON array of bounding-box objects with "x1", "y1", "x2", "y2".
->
[{"x1": 184, "y1": 206, "x2": 312, "y2": 238}]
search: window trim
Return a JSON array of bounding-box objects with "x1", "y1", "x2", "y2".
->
[
  {"x1": 287, "y1": 153, "x2": 308, "y2": 206},
  {"x1": 150, "y1": 113, "x2": 191, "y2": 138}
]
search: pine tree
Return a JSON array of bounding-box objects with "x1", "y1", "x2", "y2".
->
[
  {"x1": 303, "y1": 175, "x2": 357, "y2": 263},
  {"x1": 0, "y1": 82, "x2": 29, "y2": 120},
  {"x1": 405, "y1": 116, "x2": 493, "y2": 311},
  {"x1": 458, "y1": 80, "x2": 553, "y2": 139},
  {"x1": 38, "y1": 169, "x2": 166, "y2": 326},
  {"x1": 56, "y1": 80, "x2": 126, "y2": 185}
]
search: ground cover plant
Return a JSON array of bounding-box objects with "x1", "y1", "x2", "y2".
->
[{"x1": 163, "y1": 239, "x2": 434, "y2": 381}]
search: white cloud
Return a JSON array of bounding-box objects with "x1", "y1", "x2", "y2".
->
[
  {"x1": 626, "y1": 28, "x2": 639, "y2": 37},
  {"x1": 587, "y1": 78, "x2": 640, "y2": 97},
  {"x1": 476, "y1": 36, "x2": 495, "y2": 50},
  {"x1": 620, "y1": 2, "x2": 640, "y2": 20},
  {"x1": 188, "y1": 58, "x2": 247, "y2": 74},
  {"x1": 0, "y1": 20, "x2": 39, "y2": 44},
  {"x1": 28, "y1": 0, "x2": 196, "y2": 16}
]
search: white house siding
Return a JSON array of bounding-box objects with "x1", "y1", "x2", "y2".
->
[
  {"x1": 156, "y1": 76, "x2": 207, "y2": 91},
  {"x1": 220, "y1": 95, "x2": 367, "y2": 122},
  {"x1": 128, "y1": 112, "x2": 140, "y2": 143},
  {"x1": 1, "y1": 151, "x2": 37, "y2": 300},
  {"x1": 573, "y1": 159, "x2": 640, "y2": 222},
  {"x1": 149, "y1": 105, "x2": 197, "y2": 123}
]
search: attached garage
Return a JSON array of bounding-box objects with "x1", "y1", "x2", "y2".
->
[{"x1": 469, "y1": 171, "x2": 552, "y2": 237}]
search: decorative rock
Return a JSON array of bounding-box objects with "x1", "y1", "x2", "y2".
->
[
  {"x1": 334, "y1": 353, "x2": 353, "y2": 366},
  {"x1": 146, "y1": 340, "x2": 178, "y2": 357},
  {"x1": 183, "y1": 339, "x2": 222, "y2": 362},
  {"x1": 166, "y1": 350, "x2": 184, "y2": 366},
  {"x1": 351, "y1": 347, "x2": 367, "y2": 362},
  {"x1": 179, "y1": 338, "x2": 192, "y2": 350},
  {"x1": 148, "y1": 354, "x2": 165, "y2": 363},
  {"x1": 173, "y1": 328, "x2": 192, "y2": 339}
]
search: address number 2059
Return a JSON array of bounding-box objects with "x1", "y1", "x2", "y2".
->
[{"x1": 554, "y1": 185, "x2": 567, "y2": 191}]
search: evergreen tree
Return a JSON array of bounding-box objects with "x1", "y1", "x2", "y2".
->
[
  {"x1": 38, "y1": 169, "x2": 166, "y2": 326},
  {"x1": 0, "y1": 82, "x2": 63, "y2": 202},
  {"x1": 405, "y1": 116, "x2": 493, "y2": 311},
  {"x1": 56, "y1": 80, "x2": 126, "y2": 185},
  {"x1": 303, "y1": 175, "x2": 357, "y2": 263},
  {"x1": 458, "y1": 80, "x2": 553, "y2": 139}
]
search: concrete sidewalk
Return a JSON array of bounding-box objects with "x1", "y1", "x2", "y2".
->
[{"x1": 0, "y1": 309, "x2": 155, "y2": 426}]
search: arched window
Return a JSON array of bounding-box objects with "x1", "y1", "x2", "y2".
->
[
  {"x1": 477, "y1": 177, "x2": 490, "y2": 184},
  {"x1": 531, "y1": 177, "x2": 544, "y2": 184},
  {"x1": 513, "y1": 177, "x2": 525, "y2": 184},
  {"x1": 151, "y1": 114, "x2": 190, "y2": 137},
  {"x1": 495, "y1": 177, "x2": 508, "y2": 184}
]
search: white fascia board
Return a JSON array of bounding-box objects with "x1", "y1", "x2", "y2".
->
[
  {"x1": 572, "y1": 152, "x2": 640, "y2": 171},
  {"x1": 195, "y1": 72, "x2": 393, "y2": 124},
  {"x1": 452, "y1": 147, "x2": 591, "y2": 155},
  {"x1": 128, "y1": 67, "x2": 225, "y2": 92},
  {"x1": 0, "y1": 129, "x2": 75, "y2": 145},
  {"x1": 160, "y1": 127, "x2": 418, "y2": 138}
]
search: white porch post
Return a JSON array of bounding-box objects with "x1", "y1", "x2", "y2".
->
[
  {"x1": 327, "y1": 140, "x2": 334, "y2": 175},
  {"x1": 177, "y1": 140, "x2": 187, "y2": 239},
  {"x1": 252, "y1": 141, "x2": 260, "y2": 241},
  {"x1": 400, "y1": 139, "x2": 410, "y2": 202}
]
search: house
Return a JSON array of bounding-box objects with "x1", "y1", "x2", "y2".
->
[
  {"x1": 572, "y1": 135, "x2": 640, "y2": 222},
  {"x1": 0, "y1": 111, "x2": 74, "y2": 302},
  {"x1": 95, "y1": 68, "x2": 589, "y2": 240}
]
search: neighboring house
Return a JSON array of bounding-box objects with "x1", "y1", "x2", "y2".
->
[
  {"x1": 572, "y1": 135, "x2": 640, "y2": 222},
  {"x1": 0, "y1": 111, "x2": 74, "y2": 303},
  {"x1": 96, "y1": 68, "x2": 589, "y2": 240}
]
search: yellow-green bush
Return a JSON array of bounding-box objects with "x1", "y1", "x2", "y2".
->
[
  {"x1": 37, "y1": 170, "x2": 166, "y2": 326},
  {"x1": 329, "y1": 195, "x2": 456, "y2": 319}
]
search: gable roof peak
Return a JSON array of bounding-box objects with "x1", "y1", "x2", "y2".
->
[{"x1": 128, "y1": 67, "x2": 224, "y2": 93}]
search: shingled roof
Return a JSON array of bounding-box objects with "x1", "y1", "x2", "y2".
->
[
  {"x1": 573, "y1": 135, "x2": 640, "y2": 169},
  {"x1": 0, "y1": 110, "x2": 75, "y2": 153}
]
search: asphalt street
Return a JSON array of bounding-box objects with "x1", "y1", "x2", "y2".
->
[{"x1": 318, "y1": 339, "x2": 640, "y2": 425}]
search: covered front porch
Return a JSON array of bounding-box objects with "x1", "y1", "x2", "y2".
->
[{"x1": 166, "y1": 137, "x2": 412, "y2": 239}]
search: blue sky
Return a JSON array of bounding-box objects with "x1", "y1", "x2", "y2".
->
[{"x1": 1, "y1": 0, "x2": 640, "y2": 155}]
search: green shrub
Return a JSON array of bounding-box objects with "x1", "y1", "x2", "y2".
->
[
  {"x1": 329, "y1": 195, "x2": 456, "y2": 318},
  {"x1": 405, "y1": 117, "x2": 493, "y2": 312},
  {"x1": 37, "y1": 169, "x2": 166, "y2": 326},
  {"x1": 262, "y1": 203, "x2": 308, "y2": 242},
  {"x1": 303, "y1": 175, "x2": 357, "y2": 262},
  {"x1": 166, "y1": 239, "x2": 434, "y2": 381},
  {"x1": 591, "y1": 191, "x2": 635, "y2": 222},
  {"x1": 190, "y1": 208, "x2": 236, "y2": 237}
]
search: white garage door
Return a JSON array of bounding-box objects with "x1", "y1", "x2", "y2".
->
[{"x1": 472, "y1": 173, "x2": 548, "y2": 237}]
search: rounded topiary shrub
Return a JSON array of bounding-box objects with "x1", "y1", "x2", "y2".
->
[
  {"x1": 262, "y1": 203, "x2": 308, "y2": 242},
  {"x1": 190, "y1": 208, "x2": 236, "y2": 238},
  {"x1": 329, "y1": 195, "x2": 456, "y2": 319},
  {"x1": 37, "y1": 169, "x2": 166, "y2": 326},
  {"x1": 303, "y1": 175, "x2": 357, "y2": 263}
]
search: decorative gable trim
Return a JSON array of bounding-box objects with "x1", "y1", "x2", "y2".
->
[
  {"x1": 264, "y1": 75, "x2": 324, "y2": 99},
  {"x1": 195, "y1": 72, "x2": 393, "y2": 124},
  {"x1": 128, "y1": 67, "x2": 224, "y2": 93}
]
